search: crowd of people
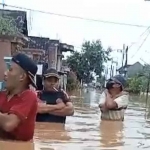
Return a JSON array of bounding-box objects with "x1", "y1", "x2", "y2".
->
[{"x1": 0, "y1": 53, "x2": 129, "y2": 141}]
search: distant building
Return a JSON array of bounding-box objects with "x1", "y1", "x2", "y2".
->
[{"x1": 117, "y1": 62, "x2": 143, "y2": 78}]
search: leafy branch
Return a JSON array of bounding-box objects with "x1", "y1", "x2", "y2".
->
[{"x1": 0, "y1": 16, "x2": 20, "y2": 36}]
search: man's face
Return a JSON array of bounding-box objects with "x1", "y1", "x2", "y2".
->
[
  {"x1": 44, "y1": 76, "x2": 59, "y2": 91},
  {"x1": 106, "y1": 79, "x2": 121, "y2": 91},
  {"x1": 4, "y1": 62, "x2": 26, "y2": 90}
]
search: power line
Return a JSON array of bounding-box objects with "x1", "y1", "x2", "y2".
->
[
  {"x1": 140, "y1": 58, "x2": 148, "y2": 65},
  {"x1": 75, "y1": 27, "x2": 150, "y2": 53},
  {"x1": 128, "y1": 26, "x2": 150, "y2": 49},
  {"x1": 0, "y1": 3, "x2": 148, "y2": 28},
  {"x1": 131, "y1": 29, "x2": 150, "y2": 59}
]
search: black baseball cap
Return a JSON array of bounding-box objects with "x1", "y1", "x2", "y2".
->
[
  {"x1": 12, "y1": 53, "x2": 38, "y2": 88},
  {"x1": 43, "y1": 68, "x2": 60, "y2": 79}
]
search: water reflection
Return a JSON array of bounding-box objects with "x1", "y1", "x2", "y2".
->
[
  {"x1": 1, "y1": 89, "x2": 150, "y2": 149},
  {"x1": 34, "y1": 122, "x2": 70, "y2": 141},
  {"x1": 99, "y1": 121, "x2": 124, "y2": 148},
  {"x1": 0, "y1": 141, "x2": 34, "y2": 150}
]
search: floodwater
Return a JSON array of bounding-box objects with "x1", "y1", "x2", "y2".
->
[{"x1": 1, "y1": 89, "x2": 150, "y2": 150}]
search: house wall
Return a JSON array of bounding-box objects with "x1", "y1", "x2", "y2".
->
[
  {"x1": 63, "y1": 74, "x2": 67, "y2": 91},
  {"x1": 127, "y1": 62, "x2": 143, "y2": 77},
  {"x1": 57, "y1": 48, "x2": 63, "y2": 71},
  {"x1": 48, "y1": 45, "x2": 58, "y2": 69},
  {"x1": 22, "y1": 48, "x2": 45, "y2": 63}
]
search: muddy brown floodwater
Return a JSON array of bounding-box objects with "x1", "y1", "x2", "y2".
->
[{"x1": 1, "y1": 89, "x2": 150, "y2": 150}]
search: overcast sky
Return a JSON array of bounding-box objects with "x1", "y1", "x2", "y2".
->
[{"x1": 4, "y1": 0, "x2": 150, "y2": 67}]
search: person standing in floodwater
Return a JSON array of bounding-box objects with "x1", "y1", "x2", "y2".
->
[
  {"x1": 36, "y1": 68, "x2": 74, "y2": 124},
  {"x1": 99, "y1": 75, "x2": 129, "y2": 121},
  {"x1": 0, "y1": 53, "x2": 38, "y2": 141}
]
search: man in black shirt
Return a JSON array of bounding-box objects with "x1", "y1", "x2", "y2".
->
[{"x1": 36, "y1": 68, "x2": 74, "y2": 123}]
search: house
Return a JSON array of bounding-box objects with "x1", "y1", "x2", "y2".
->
[
  {"x1": 24, "y1": 36, "x2": 49, "y2": 65},
  {"x1": 21, "y1": 48, "x2": 45, "y2": 63},
  {"x1": 0, "y1": 9, "x2": 74, "y2": 90},
  {"x1": 25, "y1": 36, "x2": 74, "y2": 90},
  {"x1": 25, "y1": 36, "x2": 74, "y2": 70},
  {"x1": 57, "y1": 43, "x2": 74, "y2": 90},
  {"x1": 117, "y1": 62, "x2": 143, "y2": 78}
]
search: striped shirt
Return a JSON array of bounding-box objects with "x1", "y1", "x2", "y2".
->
[{"x1": 99, "y1": 91, "x2": 129, "y2": 121}]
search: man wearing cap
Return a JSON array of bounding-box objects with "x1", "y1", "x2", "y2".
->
[
  {"x1": 0, "y1": 53, "x2": 38, "y2": 141},
  {"x1": 36, "y1": 68, "x2": 74, "y2": 124},
  {"x1": 99, "y1": 75, "x2": 129, "y2": 121}
]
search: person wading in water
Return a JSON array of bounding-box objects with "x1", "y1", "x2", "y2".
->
[
  {"x1": 0, "y1": 53, "x2": 38, "y2": 141},
  {"x1": 36, "y1": 68, "x2": 74, "y2": 124},
  {"x1": 99, "y1": 75, "x2": 129, "y2": 121}
]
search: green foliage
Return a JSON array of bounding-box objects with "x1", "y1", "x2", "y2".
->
[
  {"x1": 0, "y1": 16, "x2": 20, "y2": 36},
  {"x1": 66, "y1": 76, "x2": 78, "y2": 91},
  {"x1": 127, "y1": 75, "x2": 147, "y2": 94},
  {"x1": 66, "y1": 40, "x2": 110, "y2": 83},
  {"x1": 97, "y1": 75, "x2": 105, "y2": 87}
]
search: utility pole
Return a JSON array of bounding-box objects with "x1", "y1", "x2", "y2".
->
[
  {"x1": 146, "y1": 73, "x2": 150, "y2": 108},
  {"x1": 2, "y1": 0, "x2": 4, "y2": 9},
  {"x1": 124, "y1": 46, "x2": 129, "y2": 78},
  {"x1": 110, "y1": 59, "x2": 113, "y2": 78},
  {"x1": 121, "y1": 44, "x2": 125, "y2": 68}
]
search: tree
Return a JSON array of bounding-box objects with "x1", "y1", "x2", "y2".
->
[
  {"x1": 66, "y1": 40, "x2": 110, "y2": 83},
  {"x1": 66, "y1": 71, "x2": 79, "y2": 91},
  {"x1": 0, "y1": 16, "x2": 20, "y2": 36},
  {"x1": 127, "y1": 76, "x2": 143, "y2": 94},
  {"x1": 127, "y1": 73, "x2": 148, "y2": 94}
]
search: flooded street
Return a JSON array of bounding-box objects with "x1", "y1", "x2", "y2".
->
[{"x1": 1, "y1": 89, "x2": 150, "y2": 150}]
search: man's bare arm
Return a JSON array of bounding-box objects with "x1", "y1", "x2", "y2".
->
[
  {"x1": 37, "y1": 100, "x2": 66, "y2": 114},
  {"x1": 37, "y1": 103, "x2": 58, "y2": 113},
  {"x1": 99, "y1": 103, "x2": 108, "y2": 112},
  {"x1": 105, "y1": 92, "x2": 128, "y2": 109},
  {"x1": 105, "y1": 98, "x2": 118, "y2": 109},
  {"x1": 50, "y1": 102, "x2": 74, "y2": 116},
  {"x1": 0, "y1": 113, "x2": 20, "y2": 132},
  {"x1": 99, "y1": 91, "x2": 108, "y2": 112}
]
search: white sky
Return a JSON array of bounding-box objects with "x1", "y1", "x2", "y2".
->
[{"x1": 3, "y1": 0, "x2": 150, "y2": 68}]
